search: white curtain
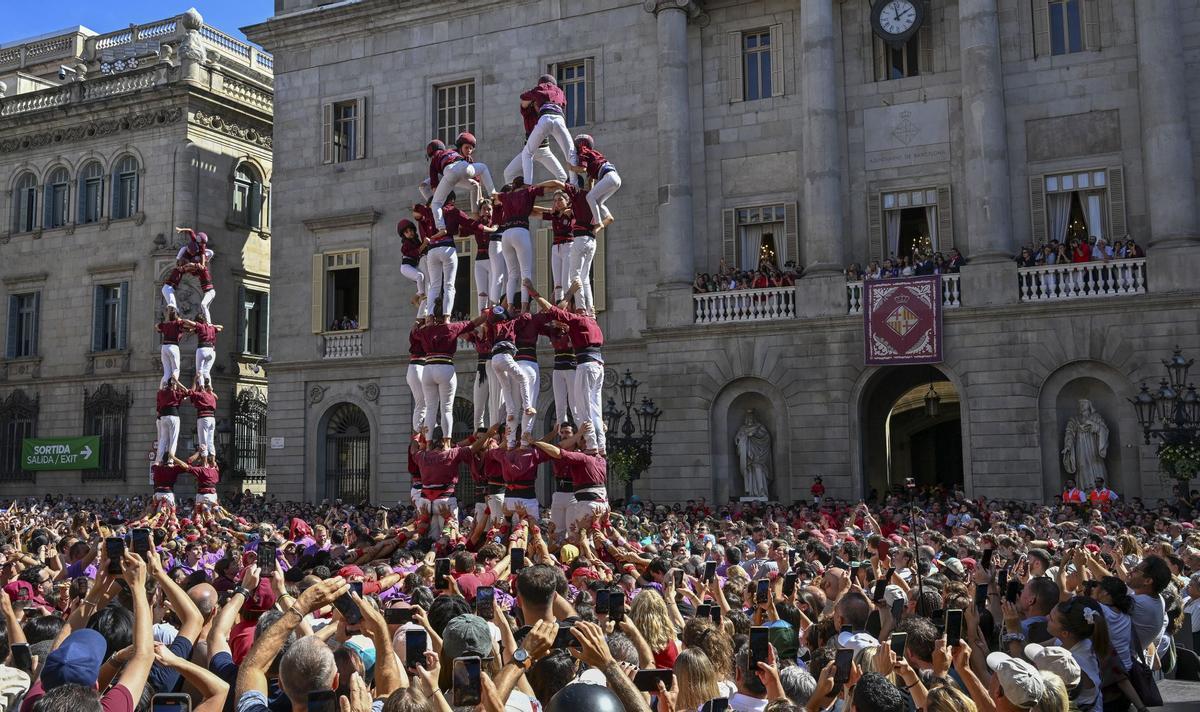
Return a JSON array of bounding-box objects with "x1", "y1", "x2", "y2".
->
[
  {"x1": 1086, "y1": 193, "x2": 1104, "y2": 240},
  {"x1": 740, "y1": 225, "x2": 763, "y2": 269},
  {"x1": 925, "y1": 205, "x2": 939, "y2": 252},
  {"x1": 885, "y1": 210, "x2": 901, "y2": 258},
  {"x1": 1047, "y1": 192, "x2": 1072, "y2": 244}
]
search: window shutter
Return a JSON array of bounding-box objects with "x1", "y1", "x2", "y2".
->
[
  {"x1": 593, "y1": 236, "x2": 607, "y2": 312},
  {"x1": 584, "y1": 57, "x2": 596, "y2": 124},
  {"x1": 728, "y1": 32, "x2": 744, "y2": 102},
  {"x1": 5, "y1": 296, "x2": 17, "y2": 359},
  {"x1": 117, "y1": 282, "x2": 129, "y2": 350},
  {"x1": 42, "y1": 185, "x2": 50, "y2": 227},
  {"x1": 237, "y1": 285, "x2": 248, "y2": 353},
  {"x1": 1029, "y1": 175, "x2": 1048, "y2": 245},
  {"x1": 91, "y1": 286, "x2": 105, "y2": 352},
  {"x1": 1107, "y1": 166, "x2": 1127, "y2": 238},
  {"x1": 1032, "y1": 0, "x2": 1051, "y2": 57},
  {"x1": 784, "y1": 202, "x2": 799, "y2": 266},
  {"x1": 769, "y1": 24, "x2": 784, "y2": 97},
  {"x1": 312, "y1": 255, "x2": 325, "y2": 333},
  {"x1": 354, "y1": 97, "x2": 367, "y2": 160},
  {"x1": 249, "y1": 182, "x2": 262, "y2": 229},
  {"x1": 868, "y1": 192, "x2": 883, "y2": 259},
  {"x1": 31, "y1": 292, "x2": 39, "y2": 356},
  {"x1": 722, "y1": 208, "x2": 737, "y2": 267},
  {"x1": 1082, "y1": 0, "x2": 1100, "y2": 51},
  {"x1": 936, "y1": 185, "x2": 954, "y2": 252},
  {"x1": 357, "y1": 249, "x2": 370, "y2": 329},
  {"x1": 535, "y1": 228, "x2": 551, "y2": 299},
  {"x1": 873, "y1": 37, "x2": 888, "y2": 82},
  {"x1": 260, "y1": 291, "x2": 271, "y2": 356},
  {"x1": 321, "y1": 103, "x2": 334, "y2": 164},
  {"x1": 919, "y1": 1, "x2": 934, "y2": 74}
]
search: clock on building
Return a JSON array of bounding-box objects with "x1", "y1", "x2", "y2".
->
[{"x1": 871, "y1": 0, "x2": 925, "y2": 46}]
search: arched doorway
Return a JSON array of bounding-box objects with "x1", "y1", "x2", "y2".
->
[
  {"x1": 859, "y1": 365, "x2": 965, "y2": 500},
  {"x1": 322, "y1": 403, "x2": 371, "y2": 503}
]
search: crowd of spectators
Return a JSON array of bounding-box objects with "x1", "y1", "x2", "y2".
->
[
  {"x1": 693, "y1": 260, "x2": 799, "y2": 294},
  {"x1": 330, "y1": 316, "x2": 361, "y2": 332},
  {"x1": 845, "y1": 250, "x2": 966, "y2": 283},
  {"x1": 1014, "y1": 236, "x2": 1145, "y2": 269},
  {"x1": 0, "y1": 484, "x2": 1196, "y2": 712}
]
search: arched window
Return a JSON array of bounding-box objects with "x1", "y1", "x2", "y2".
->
[
  {"x1": 232, "y1": 163, "x2": 264, "y2": 229},
  {"x1": 323, "y1": 403, "x2": 370, "y2": 502},
  {"x1": 44, "y1": 167, "x2": 70, "y2": 228},
  {"x1": 232, "y1": 388, "x2": 268, "y2": 483},
  {"x1": 79, "y1": 161, "x2": 105, "y2": 224},
  {"x1": 12, "y1": 173, "x2": 37, "y2": 233},
  {"x1": 83, "y1": 384, "x2": 132, "y2": 481},
  {"x1": 0, "y1": 389, "x2": 38, "y2": 482},
  {"x1": 112, "y1": 155, "x2": 139, "y2": 219}
]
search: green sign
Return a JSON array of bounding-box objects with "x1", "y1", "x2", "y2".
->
[{"x1": 21, "y1": 437, "x2": 101, "y2": 470}]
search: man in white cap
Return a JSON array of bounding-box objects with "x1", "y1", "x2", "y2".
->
[
  {"x1": 1023, "y1": 643, "x2": 1081, "y2": 695},
  {"x1": 985, "y1": 652, "x2": 1046, "y2": 711}
]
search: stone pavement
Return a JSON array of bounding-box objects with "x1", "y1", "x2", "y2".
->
[{"x1": 1159, "y1": 679, "x2": 1200, "y2": 708}]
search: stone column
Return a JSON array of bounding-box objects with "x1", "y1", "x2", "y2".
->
[
  {"x1": 799, "y1": 0, "x2": 844, "y2": 275},
  {"x1": 959, "y1": 0, "x2": 1013, "y2": 263},
  {"x1": 1136, "y1": 0, "x2": 1199, "y2": 248},
  {"x1": 644, "y1": 0, "x2": 704, "y2": 328}
]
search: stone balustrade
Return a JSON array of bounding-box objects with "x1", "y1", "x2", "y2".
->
[
  {"x1": 1017, "y1": 258, "x2": 1147, "y2": 302},
  {"x1": 323, "y1": 332, "x2": 364, "y2": 359},
  {"x1": 0, "y1": 86, "x2": 72, "y2": 116},
  {"x1": 846, "y1": 274, "x2": 961, "y2": 315},
  {"x1": 693, "y1": 286, "x2": 797, "y2": 324},
  {"x1": 80, "y1": 69, "x2": 159, "y2": 101}
]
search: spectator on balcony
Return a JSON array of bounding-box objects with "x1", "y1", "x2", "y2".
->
[
  {"x1": 898, "y1": 255, "x2": 914, "y2": 277},
  {"x1": 1124, "y1": 237, "x2": 1145, "y2": 258},
  {"x1": 914, "y1": 251, "x2": 936, "y2": 276},
  {"x1": 750, "y1": 270, "x2": 768, "y2": 290},
  {"x1": 845, "y1": 263, "x2": 862, "y2": 281},
  {"x1": 1016, "y1": 247, "x2": 1038, "y2": 268},
  {"x1": 947, "y1": 247, "x2": 966, "y2": 272},
  {"x1": 1092, "y1": 237, "x2": 1113, "y2": 261},
  {"x1": 932, "y1": 252, "x2": 948, "y2": 274},
  {"x1": 693, "y1": 273, "x2": 709, "y2": 293},
  {"x1": 864, "y1": 261, "x2": 882, "y2": 280},
  {"x1": 881, "y1": 258, "x2": 899, "y2": 278},
  {"x1": 1070, "y1": 237, "x2": 1091, "y2": 263},
  {"x1": 783, "y1": 260, "x2": 800, "y2": 282}
]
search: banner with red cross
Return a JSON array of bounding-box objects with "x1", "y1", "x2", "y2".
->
[{"x1": 863, "y1": 276, "x2": 943, "y2": 365}]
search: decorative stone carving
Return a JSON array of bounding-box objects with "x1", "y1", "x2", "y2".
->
[
  {"x1": 735, "y1": 409, "x2": 773, "y2": 500},
  {"x1": 0, "y1": 108, "x2": 182, "y2": 155},
  {"x1": 308, "y1": 385, "x2": 328, "y2": 405},
  {"x1": 191, "y1": 110, "x2": 272, "y2": 149},
  {"x1": 360, "y1": 383, "x2": 380, "y2": 402},
  {"x1": 1062, "y1": 398, "x2": 1109, "y2": 490}
]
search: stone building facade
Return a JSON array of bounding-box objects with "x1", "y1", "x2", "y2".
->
[
  {"x1": 0, "y1": 10, "x2": 273, "y2": 498},
  {"x1": 247, "y1": 0, "x2": 1200, "y2": 506}
]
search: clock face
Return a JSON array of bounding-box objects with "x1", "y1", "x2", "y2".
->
[{"x1": 879, "y1": 0, "x2": 918, "y2": 35}]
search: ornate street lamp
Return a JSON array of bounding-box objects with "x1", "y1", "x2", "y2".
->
[
  {"x1": 1130, "y1": 347, "x2": 1200, "y2": 492},
  {"x1": 604, "y1": 370, "x2": 663, "y2": 500}
]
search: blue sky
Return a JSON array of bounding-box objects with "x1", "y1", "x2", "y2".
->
[{"x1": 1, "y1": 3, "x2": 275, "y2": 47}]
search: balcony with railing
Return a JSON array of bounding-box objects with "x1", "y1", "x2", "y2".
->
[
  {"x1": 693, "y1": 286, "x2": 798, "y2": 324},
  {"x1": 1017, "y1": 258, "x2": 1147, "y2": 302},
  {"x1": 846, "y1": 274, "x2": 962, "y2": 315},
  {"x1": 323, "y1": 332, "x2": 364, "y2": 359}
]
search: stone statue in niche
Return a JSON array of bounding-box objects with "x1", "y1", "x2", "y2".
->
[
  {"x1": 735, "y1": 408, "x2": 773, "y2": 500},
  {"x1": 1061, "y1": 398, "x2": 1109, "y2": 490}
]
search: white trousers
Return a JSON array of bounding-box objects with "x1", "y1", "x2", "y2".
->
[
  {"x1": 552, "y1": 369, "x2": 575, "y2": 424},
  {"x1": 160, "y1": 345, "x2": 181, "y2": 387},
  {"x1": 420, "y1": 364, "x2": 457, "y2": 437},
  {"x1": 416, "y1": 255, "x2": 431, "y2": 318},
  {"x1": 200, "y1": 290, "x2": 215, "y2": 323},
  {"x1": 587, "y1": 171, "x2": 622, "y2": 225},
  {"x1": 196, "y1": 492, "x2": 219, "y2": 506},
  {"x1": 401, "y1": 263, "x2": 426, "y2": 295},
  {"x1": 473, "y1": 259, "x2": 492, "y2": 313},
  {"x1": 485, "y1": 359, "x2": 507, "y2": 428},
  {"x1": 472, "y1": 366, "x2": 490, "y2": 431},
  {"x1": 427, "y1": 496, "x2": 458, "y2": 539},
  {"x1": 568, "y1": 235, "x2": 597, "y2": 313},
  {"x1": 516, "y1": 360, "x2": 540, "y2": 437},
  {"x1": 153, "y1": 491, "x2": 177, "y2": 507},
  {"x1": 156, "y1": 415, "x2": 180, "y2": 462},
  {"x1": 197, "y1": 415, "x2": 215, "y2": 457},
  {"x1": 567, "y1": 487, "x2": 609, "y2": 535},
  {"x1": 473, "y1": 493, "x2": 506, "y2": 527},
  {"x1": 410, "y1": 487, "x2": 425, "y2": 511},
  {"x1": 551, "y1": 242, "x2": 573, "y2": 301},
  {"x1": 487, "y1": 241, "x2": 507, "y2": 305},
  {"x1": 550, "y1": 491, "x2": 574, "y2": 538},
  {"x1": 501, "y1": 227, "x2": 534, "y2": 308},
  {"x1": 575, "y1": 362, "x2": 605, "y2": 453},
  {"x1": 432, "y1": 161, "x2": 495, "y2": 229},
  {"x1": 426, "y1": 245, "x2": 458, "y2": 317},
  {"x1": 161, "y1": 284, "x2": 177, "y2": 312},
  {"x1": 492, "y1": 354, "x2": 532, "y2": 447},
  {"x1": 195, "y1": 347, "x2": 215, "y2": 386},
  {"x1": 504, "y1": 143, "x2": 567, "y2": 184},
  {"x1": 521, "y1": 114, "x2": 575, "y2": 183},
  {"x1": 503, "y1": 496, "x2": 540, "y2": 525},
  {"x1": 406, "y1": 364, "x2": 426, "y2": 434}
]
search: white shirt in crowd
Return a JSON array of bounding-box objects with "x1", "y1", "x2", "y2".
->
[{"x1": 728, "y1": 692, "x2": 767, "y2": 712}]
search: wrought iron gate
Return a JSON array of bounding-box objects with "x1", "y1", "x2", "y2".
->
[{"x1": 324, "y1": 403, "x2": 371, "y2": 503}]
